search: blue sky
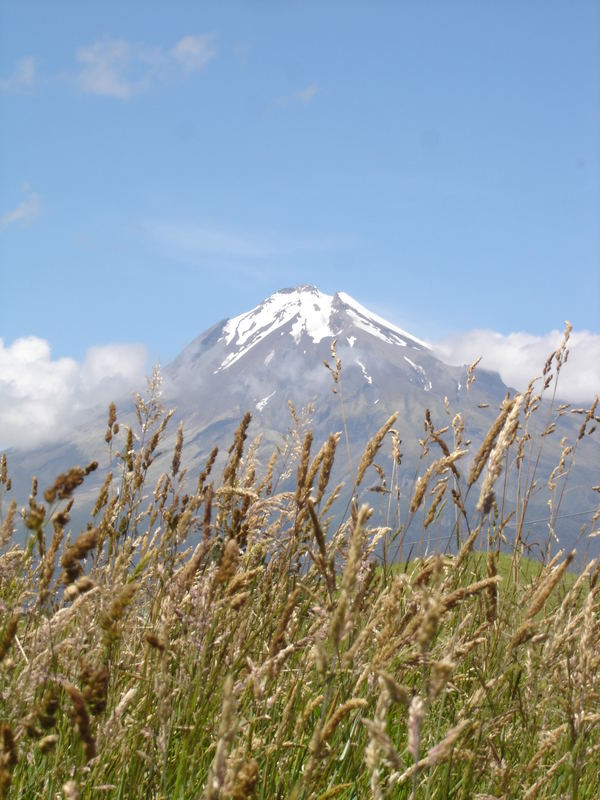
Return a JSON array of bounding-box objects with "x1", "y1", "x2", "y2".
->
[{"x1": 1, "y1": 1, "x2": 599, "y2": 445}]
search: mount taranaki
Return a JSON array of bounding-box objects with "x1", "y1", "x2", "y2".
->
[{"x1": 7, "y1": 285, "x2": 599, "y2": 556}]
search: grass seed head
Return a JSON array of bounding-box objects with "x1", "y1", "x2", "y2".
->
[
  {"x1": 407, "y1": 695, "x2": 425, "y2": 761},
  {"x1": 62, "y1": 780, "x2": 79, "y2": 800},
  {"x1": 231, "y1": 758, "x2": 259, "y2": 799},
  {"x1": 217, "y1": 538, "x2": 239, "y2": 583},
  {"x1": 476, "y1": 394, "x2": 523, "y2": 513},
  {"x1": 64, "y1": 683, "x2": 96, "y2": 761},
  {"x1": 0, "y1": 614, "x2": 20, "y2": 663},
  {"x1": 355, "y1": 413, "x2": 398, "y2": 489},
  {"x1": 0, "y1": 500, "x2": 16, "y2": 547}
]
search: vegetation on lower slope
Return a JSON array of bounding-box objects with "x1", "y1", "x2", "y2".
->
[{"x1": 0, "y1": 328, "x2": 599, "y2": 799}]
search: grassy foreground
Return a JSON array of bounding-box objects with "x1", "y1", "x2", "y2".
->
[{"x1": 0, "y1": 333, "x2": 599, "y2": 799}]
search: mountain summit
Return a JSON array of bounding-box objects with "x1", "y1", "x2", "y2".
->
[
  {"x1": 214, "y1": 285, "x2": 431, "y2": 373},
  {"x1": 7, "y1": 285, "x2": 597, "y2": 554},
  {"x1": 159, "y1": 285, "x2": 597, "y2": 551},
  {"x1": 166, "y1": 285, "x2": 460, "y2": 413}
]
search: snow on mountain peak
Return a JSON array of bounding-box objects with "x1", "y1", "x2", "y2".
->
[
  {"x1": 217, "y1": 286, "x2": 337, "y2": 371},
  {"x1": 214, "y1": 285, "x2": 431, "y2": 372},
  {"x1": 336, "y1": 292, "x2": 432, "y2": 350}
]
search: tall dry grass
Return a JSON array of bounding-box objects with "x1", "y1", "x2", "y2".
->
[{"x1": 0, "y1": 330, "x2": 599, "y2": 799}]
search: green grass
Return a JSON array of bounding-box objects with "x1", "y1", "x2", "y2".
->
[
  {"x1": 0, "y1": 352, "x2": 599, "y2": 799},
  {"x1": 385, "y1": 549, "x2": 577, "y2": 593}
]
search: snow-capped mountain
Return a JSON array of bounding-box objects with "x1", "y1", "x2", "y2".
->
[
  {"x1": 161, "y1": 285, "x2": 513, "y2": 482},
  {"x1": 164, "y1": 285, "x2": 476, "y2": 416},
  {"x1": 6, "y1": 285, "x2": 599, "y2": 555},
  {"x1": 215, "y1": 286, "x2": 431, "y2": 373}
]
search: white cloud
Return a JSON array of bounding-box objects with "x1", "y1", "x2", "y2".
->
[
  {"x1": 76, "y1": 39, "x2": 150, "y2": 100},
  {"x1": 0, "y1": 187, "x2": 41, "y2": 231},
  {"x1": 75, "y1": 34, "x2": 216, "y2": 100},
  {"x1": 0, "y1": 337, "x2": 148, "y2": 449},
  {"x1": 171, "y1": 34, "x2": 217, "y2": 72},
  {"x1": 146, "y1": 220, "x2": 353, "y2": 262},
  {"x1": 0, "y1": 55, "x2": 36, "y2": 92},
  {"x1": 434, "y1": 328, "x2": 600, "y2": 403},
  {"x1": 296, "y1": 83, "x2": 318, "y2": 105},
  {"x1": 276, "y1": 82, "x2": 319, "y2": 108}
]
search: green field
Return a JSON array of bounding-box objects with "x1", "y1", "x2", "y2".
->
[{"x1": 0, "y1": 352, "x2": 599, "y2": 799}]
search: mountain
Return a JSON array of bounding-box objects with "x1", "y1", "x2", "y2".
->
[
  {"x1": 164, "y1": 285, "x2": 506, "y2": 450},
  {"x1": 5, "y1": 285, "x2": 599, "y2": 558}
]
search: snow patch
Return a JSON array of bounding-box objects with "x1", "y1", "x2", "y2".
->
[
  {"x1": 338, "y1": 291, "x2": 431, "y2": 350},
  {"x1": 346, "y1": 309, "x2": 408, "y2": 347},
  {"x1": 215, "y1": 286, "x2": 432, "y2": 372},
  {"x1": 355, "y1": 358, "x2": 373, "y2": 385},
  {"x1": 264, "y1": 349, "x2": 274, "y2": 366},
  {"x1": 256, "y1": 390, "x2": 276, "y2": 411},
  {"x1": 404, "y1": 355, "x2": 426, "y2": 378},
  {"x1": 217, "y1": 287, "x2": 336, "y2": 371},
  {"x1": 404, "y1": 355, "x2": 432, "y2": 391}
]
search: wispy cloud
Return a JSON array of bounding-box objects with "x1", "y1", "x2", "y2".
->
[
  {"x1": 434, "y1": 328, "x2": 600, "y2": 403},
  {"x1": 146, "y1": 220, "x2": 352, "y2": 262},
  {"x1": 171, "y1": 35, "x2": 217, "y2": 72},
  {"x1": 295, "y1": 83, "x2": 318, "y2": 105},
  {"x1": 75, "y1": 34, "x2": 216, "y2": 100},
  {"x1": 0, "y1": 55, "x2": 36, "y2": 93},
  {"x1": 0, "y1": 186, "x2": 41, "y2": 231},
  {"x1": 151, "y1": 223, "x2": 279, "y2": 260},
  {"x1": 0, "y1": 337, "x2": 148, "y2": 449},
  {"x1": 276, "y1": 82, "x2": 319, "y2": 107}
]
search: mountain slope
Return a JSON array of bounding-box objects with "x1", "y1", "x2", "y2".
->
[
  {"x1": 160, "y1": 285, "x2": 597, "y2": 553},
  {"x1": 164, "y1": 285, "x2": 493, "y2": 427},
  {"x1": 5, "y1": 285, "x2": 599, "y2": 557}
]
